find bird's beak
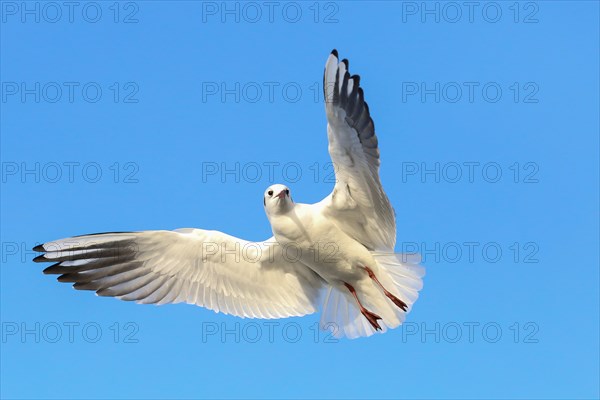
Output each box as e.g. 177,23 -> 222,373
276,190 -> 286,199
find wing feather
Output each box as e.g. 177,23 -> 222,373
321,50 -> 396,251
34,230 -> 323,319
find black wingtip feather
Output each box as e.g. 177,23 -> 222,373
43,263 -> 63,274
341,59 -> 349,68
33,244 -> 45,252
96,288 -> 114,297
57,274 -> 74,283
33,254 -> 48,263
331,49 -> 338,57
73,282 -> 97,291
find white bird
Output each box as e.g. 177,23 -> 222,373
34,50 -> 425,339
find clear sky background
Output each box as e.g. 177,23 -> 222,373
1,1 -> 598,399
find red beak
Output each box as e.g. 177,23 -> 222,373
276,190 -> 286,199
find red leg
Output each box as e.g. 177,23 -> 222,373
364,266 -> 408,312
343,282 -> 382,331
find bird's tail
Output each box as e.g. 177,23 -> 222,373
320,252 -> 425,339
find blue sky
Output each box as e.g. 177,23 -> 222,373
1,1 -> 598,399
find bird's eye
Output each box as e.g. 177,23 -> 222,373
285,189 -> 290,195
268,190 -> 273,196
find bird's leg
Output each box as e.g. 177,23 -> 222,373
364,266 -> 408,312
343,282 -> 382,331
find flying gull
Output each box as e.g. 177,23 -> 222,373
33,50 -> 425,339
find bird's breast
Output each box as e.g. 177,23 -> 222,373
270,210 -> 315,246
270,206 -> 357,269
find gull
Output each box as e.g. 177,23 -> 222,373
33,50 -> 425,339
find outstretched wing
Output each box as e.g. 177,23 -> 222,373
321,50 -> 396,251
34,230 -> 323,319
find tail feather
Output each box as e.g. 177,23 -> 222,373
373,252 -> 424,309
320,253 -> 425,339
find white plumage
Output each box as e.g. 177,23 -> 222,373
34,50 -> 424,339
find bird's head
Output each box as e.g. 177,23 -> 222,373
263,184 -> 293,215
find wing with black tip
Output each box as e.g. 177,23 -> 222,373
320,50 -> 396,251
34,230 -> 323,318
